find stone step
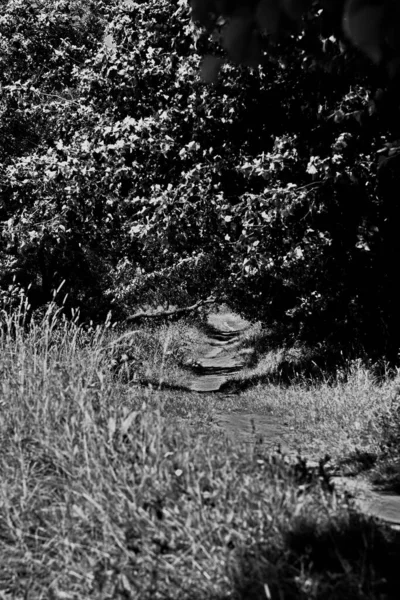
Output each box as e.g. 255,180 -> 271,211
208,331 -> 242,342
332,477 -> 400,528
208,312 -> 250,333
203,347 -> 224,359
188,375 -> 228,393
213,412 -> 291,451
209,339 -> 240,347
184,311 -> 250,392
196,356 -> 245,371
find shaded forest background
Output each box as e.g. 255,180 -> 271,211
1,0 -> 400,361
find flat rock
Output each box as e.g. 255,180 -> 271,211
188,375 -> 228,393
332,477 -> 400,526
206,331 -> 242,342
364,493 -> 400,525
203,347 -> 224,359
185,311 -> 251,391
196,356 -> 245,372
208,312 -> 249,333
209,339 -> 240,347
214,412 -> 290,451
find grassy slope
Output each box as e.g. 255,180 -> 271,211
1,302 -> 400,599
225,324 -> 400,473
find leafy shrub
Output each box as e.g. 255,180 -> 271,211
2,0 -> 400,362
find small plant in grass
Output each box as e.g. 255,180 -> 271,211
105,318 -> 208,389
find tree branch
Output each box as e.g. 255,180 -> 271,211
125,296 -> 217,324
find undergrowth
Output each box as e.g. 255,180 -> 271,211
226,325 -> 400,477
0,298 -> 400,598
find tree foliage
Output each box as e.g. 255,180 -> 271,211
0,0 -> 229,318
1,0 -> 400,360
187,0 -> 400,358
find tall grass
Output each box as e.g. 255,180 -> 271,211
225,326 -> 400,468
0,300 -> 399,598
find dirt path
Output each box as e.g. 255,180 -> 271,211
187,311 -> 248,393
187,310 -> 400,530
187,311 -> 304,454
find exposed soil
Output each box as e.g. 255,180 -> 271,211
187,311 -> 309,455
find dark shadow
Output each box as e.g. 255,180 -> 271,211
202,453 -> 400,599
218,351 -> 398,392
371,461 -> 400,494
228,494 -> 400,600
192,365 -> 242,376
111,370 -> 195,393
138,379 -> 196,393
218,368 -> 322,392
239,325 -> 400,386
329,449 -> 379,477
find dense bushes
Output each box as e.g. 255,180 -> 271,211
0,0 -> 231,318
1,0 -> 400,359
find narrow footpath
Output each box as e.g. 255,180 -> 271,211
186,310 -> 400,531
187,311 -> 248,393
